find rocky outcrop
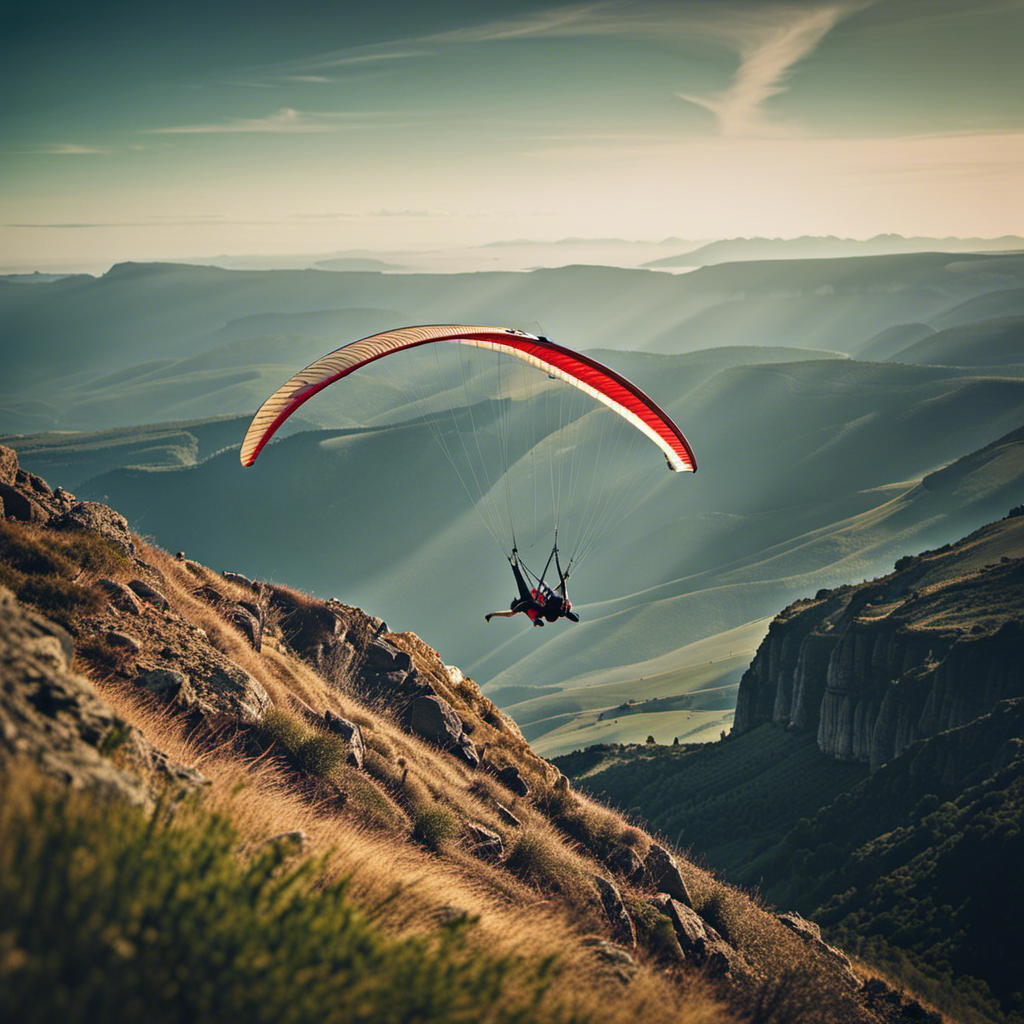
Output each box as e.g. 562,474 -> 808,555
266,587 -> 424,703
733,519 -> 1024,770
777,911 -> 857,986
0,585 -> 205,811
1,445 -> 134,558
52,501 -> 136,557
649,895 -> 737,977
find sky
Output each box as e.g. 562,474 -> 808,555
3,0 -> 1023,271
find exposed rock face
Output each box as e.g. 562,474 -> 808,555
734,520 -> 1024,770
0,585 -> 204,810
133,654 -> 271,726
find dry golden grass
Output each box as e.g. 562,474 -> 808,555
94,679 -> 730,1024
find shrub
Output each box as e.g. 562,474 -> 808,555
259,709 -> 309,756
0,773 -> 567,1024
412,805 -> 460,852
295,734 -> 347,778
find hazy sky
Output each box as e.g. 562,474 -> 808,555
3,0 -> 1023,269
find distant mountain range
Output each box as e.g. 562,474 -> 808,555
645,234 -> 1024,268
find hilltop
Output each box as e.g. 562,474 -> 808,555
0,444 -> 942,1024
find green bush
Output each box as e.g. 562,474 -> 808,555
258,709 -> 309,756
412,805 -> 460,852
0,776 -> 566,1024
295,733 -> 347,777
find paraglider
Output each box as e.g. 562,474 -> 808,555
240,324 -> 696,624
485,545 -> 578,627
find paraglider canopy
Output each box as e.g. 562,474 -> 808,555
239,324 -> 696,473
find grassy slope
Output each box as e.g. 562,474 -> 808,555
1,509 -> 918,1024
888,315 -> 1024,367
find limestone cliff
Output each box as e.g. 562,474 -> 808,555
733,514 -> 1024,770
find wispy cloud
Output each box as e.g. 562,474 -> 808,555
30,143 -> 109,155
676,4 -> 871,136
145,107 -> 403,134
272,2 -> 870,137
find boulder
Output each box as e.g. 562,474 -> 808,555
606,845 -> 644,883
323,709 -> 365,769
494,763 -> 529,797
644,842 -> 693,906
222,570 -> 257,591
229,603 -> 263,652
778,910 -> 822,943
496,802 -> 522,827
453,735 -> 480,767
651,895 -> 738,976
0,482 -> 48,523
127,579 -> 169,610
17,468 -> 52,497
651,895 -> 707,956
135,669 -> 200,709
97,578 -> 144,616
192,660 -> 272,726
263,830 -> 311,856
594,876 -> 637,948
50,501 -> 135,556
407,694 -> 464,749
778,910 -> 856,979
52,488 -> 77,515
364,637 -> 413,673
107,631 -> 143,655
0,445 -> 18,485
